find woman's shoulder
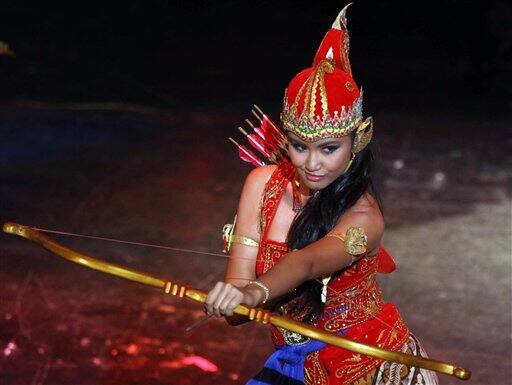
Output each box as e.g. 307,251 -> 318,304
236,165 -> 278,231
336,194 -> 384,255
240,165 -> 278,200
244,164 -> 277,188
351,193 -> 381,212
344,193 -> 384,230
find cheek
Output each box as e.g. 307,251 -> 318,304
324,149 -> 351,174
288,147 -> 306,167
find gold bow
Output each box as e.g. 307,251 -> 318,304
2,222 -> 470,381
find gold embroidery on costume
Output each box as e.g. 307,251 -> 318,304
390,329 -> 398,343
256,163 -> 295,275
344,353 -> 362,363
304,351 -> 328,385
323,272 -> 384,332
261,241 -> 288,274
260,173 -> 284,234
335,357 -> 374,381
376,329 -> 387,344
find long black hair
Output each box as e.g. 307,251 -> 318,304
283,141 -> 381,322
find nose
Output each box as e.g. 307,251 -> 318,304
305,151 -> 321,172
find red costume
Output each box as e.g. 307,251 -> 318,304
256,162 -> 411,384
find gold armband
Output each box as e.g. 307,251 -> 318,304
222,219 -> 259,254
325,227 -> 368,264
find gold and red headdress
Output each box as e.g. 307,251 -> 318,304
280,4 -> 373,153
230,4 -> 373,167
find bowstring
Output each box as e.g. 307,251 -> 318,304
31,226 -> 239,260
30,226 -> 394,330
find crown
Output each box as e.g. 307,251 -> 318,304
279,3 -> 372,152
281,90 -> 363,142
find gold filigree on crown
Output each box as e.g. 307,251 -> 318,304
280,92 -> 363,142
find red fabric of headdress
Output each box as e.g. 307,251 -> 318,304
281,3 -> 364,139
284,67 -> 360,119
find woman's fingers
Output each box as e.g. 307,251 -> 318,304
219,289 -> 243,316
205,281 -> 225,315
224,293 -> 244,316
213,283 -> 235,317
206,282 -> 244,317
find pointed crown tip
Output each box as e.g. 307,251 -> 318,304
332,2 -> 352,30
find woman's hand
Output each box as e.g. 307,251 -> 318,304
205,282 -> 264,317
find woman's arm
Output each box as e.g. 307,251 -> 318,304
216,166 -> 275,324
255,207 -> 384,300
205,202 -> 384,317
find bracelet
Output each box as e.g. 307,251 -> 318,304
247,280 -> 270,304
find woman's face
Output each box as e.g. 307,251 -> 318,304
287,132 -> 352,191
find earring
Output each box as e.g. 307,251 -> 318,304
292,172 -> 304,212
352,116 -> 373,153
343,152 -> 355,173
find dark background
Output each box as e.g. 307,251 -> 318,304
1,1 -> 510,113
0,2 -> 511,385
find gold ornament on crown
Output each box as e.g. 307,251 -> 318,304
280,60 -> 373,152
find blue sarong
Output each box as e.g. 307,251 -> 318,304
246,340 -> 325,385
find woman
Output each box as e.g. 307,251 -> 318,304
206,6 -> 439,385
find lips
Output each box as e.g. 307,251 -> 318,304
304,172 -> 325,182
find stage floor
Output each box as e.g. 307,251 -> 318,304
1,102 -> 510,384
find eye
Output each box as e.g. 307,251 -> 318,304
322,145 -> 339,154
290,142 -> 307,152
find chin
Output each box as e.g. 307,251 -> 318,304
303,179 -> 331,190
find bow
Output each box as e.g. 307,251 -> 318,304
2,222 -> 471,381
